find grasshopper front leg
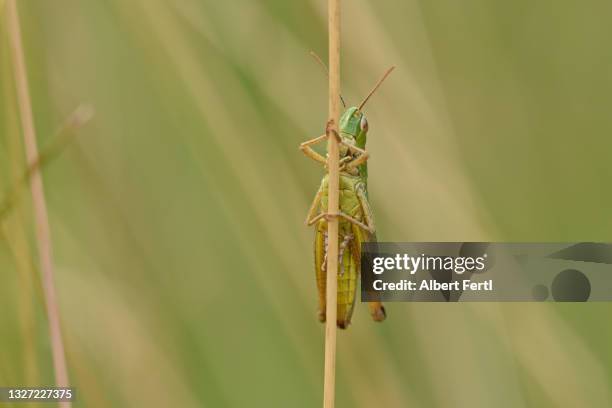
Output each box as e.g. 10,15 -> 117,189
299,134 -> 327,165
301,138 -> 354,170
299,119 -> 342,165
340,143 -> 370,172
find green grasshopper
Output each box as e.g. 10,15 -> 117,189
300,64 -> 394,329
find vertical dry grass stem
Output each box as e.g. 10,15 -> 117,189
323,0 -> 341,407
5,0 -> 71,405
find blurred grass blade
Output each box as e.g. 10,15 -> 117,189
0,105 -> 94,221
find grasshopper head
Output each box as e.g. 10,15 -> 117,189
339,107 -> 369,150
337,65 -> 395,151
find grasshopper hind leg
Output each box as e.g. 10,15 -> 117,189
315,223 -> 357,329
336,239 -> 357,329
368,302 -> 386,322
314,222 -> 327,323
351,222 -> 387,323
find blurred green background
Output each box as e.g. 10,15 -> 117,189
2,0 -> 612,407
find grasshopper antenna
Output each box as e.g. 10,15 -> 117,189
310,51 -> 347,108
357,66 -> 395,111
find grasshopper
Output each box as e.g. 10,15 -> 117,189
300,64 -> 394,329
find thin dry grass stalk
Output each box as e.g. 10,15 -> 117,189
5,0 -> 71,405
323,0 -> 341,407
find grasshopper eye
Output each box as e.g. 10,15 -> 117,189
360,116 -> 369,132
